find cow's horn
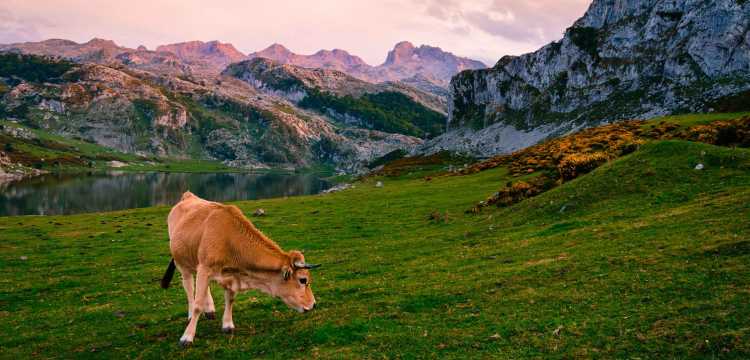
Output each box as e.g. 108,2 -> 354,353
294,261 -> 321,269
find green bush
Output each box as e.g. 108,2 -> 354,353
299,89 -> 445,138
0,53 -> 75,84
131,99 -> 159,132
568,26 -> 600,58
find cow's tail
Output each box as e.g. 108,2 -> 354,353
161,258 -> 176,289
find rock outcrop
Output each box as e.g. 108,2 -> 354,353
156,40 -> 248,73
429,0 -> 750,156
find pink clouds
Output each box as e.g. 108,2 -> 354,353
1,0 -> 592,66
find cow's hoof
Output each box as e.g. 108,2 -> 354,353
205,312 -> 216,320
222,326 -> 235,334
179,339 -> 192,348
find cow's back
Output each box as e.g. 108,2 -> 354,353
168,192 -> 221,271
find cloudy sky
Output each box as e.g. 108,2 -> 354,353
0,0 -> 591,66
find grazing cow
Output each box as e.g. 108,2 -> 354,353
161,191 -> 319,346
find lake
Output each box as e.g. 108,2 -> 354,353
0,171 -> 331,216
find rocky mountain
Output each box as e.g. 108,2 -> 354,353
0,37 -> 475,170
373,41 -> 487,85
0,53 -> 424,171
249,41 -> 486,88
223,58 -> 447,138
425,0 -> 750,156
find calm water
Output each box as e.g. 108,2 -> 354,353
0,171 -> 331,216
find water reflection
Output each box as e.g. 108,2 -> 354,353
0,172 -> 330,216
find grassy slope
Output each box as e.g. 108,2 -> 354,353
644,112 -> 750,129
1,139 -> 749,358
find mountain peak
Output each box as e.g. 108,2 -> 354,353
85,38 -> 118,48
385,41 -> 419,65
263,43 -> 292,54
394,41 -> 416,51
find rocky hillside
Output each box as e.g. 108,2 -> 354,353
0,53 -> 423,172
249,42 -> 486,88
427,0 -> 750,156
223,58 -> 447,137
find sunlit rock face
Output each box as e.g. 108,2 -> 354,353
434,0 -> 750,157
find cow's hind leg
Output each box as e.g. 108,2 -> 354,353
180,265 -> 210,346
222,289 -> 236,333
178,267 -> 194,320
204,287 -> 216,320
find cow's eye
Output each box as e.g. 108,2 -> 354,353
299,278 -> 308,285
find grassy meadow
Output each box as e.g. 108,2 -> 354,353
1,116 -> 750,358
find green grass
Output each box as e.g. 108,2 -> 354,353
1,139 -> 749,358
644,112 -> 750,129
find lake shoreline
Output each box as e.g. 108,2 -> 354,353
0,171 -> 332,217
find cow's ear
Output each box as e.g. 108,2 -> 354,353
289,250 -> 305,267
281,266 -> 292,280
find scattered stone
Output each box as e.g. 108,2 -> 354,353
108,160 -> 128,168
695,163 -> 704,170
322,183 -> 352,194
552,325 -> 563,336
375,181 -> 384,188
253,208 -> 266,217
489,333 -> 501,340
19,256 -> 28,261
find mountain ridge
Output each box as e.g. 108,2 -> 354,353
1,38 -> 485,88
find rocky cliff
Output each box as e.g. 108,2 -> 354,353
426,0 -> 750,156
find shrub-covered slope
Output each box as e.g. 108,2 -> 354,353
223,58 -> 447,138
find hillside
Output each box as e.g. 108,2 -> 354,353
223,58 -> 447,138
427,0 -> 750,156
0,53 -> 430,172
1,114 -> 749,358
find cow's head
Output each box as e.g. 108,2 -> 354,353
274,250 -> 319,313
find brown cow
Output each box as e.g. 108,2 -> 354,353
161,191 -> 319,346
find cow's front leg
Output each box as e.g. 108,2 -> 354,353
222,289 -> 236,333
180,266 -> 210,346
204,287 -> 216,320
